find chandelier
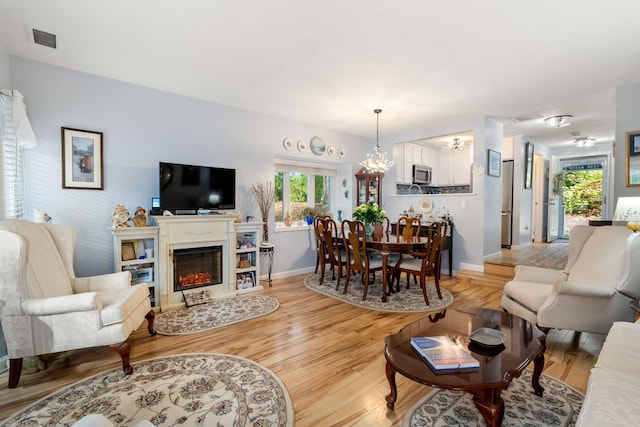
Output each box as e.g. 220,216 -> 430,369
360,109 -> 394,173
574,137 -> 595,147
444,138 -> 465,151
544,115 -> 573,128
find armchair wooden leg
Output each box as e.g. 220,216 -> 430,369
110,340 -> 133,375
146,309 -> 157,336
8,358 -> 23,388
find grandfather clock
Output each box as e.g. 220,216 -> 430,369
355,167 -> 383,205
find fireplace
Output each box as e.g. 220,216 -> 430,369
154,215 -> 237,310
173,246 -> 223,292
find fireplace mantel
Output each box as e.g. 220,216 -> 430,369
153,214 -> 236,310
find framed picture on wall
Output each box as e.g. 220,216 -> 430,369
626,130 -> 640,186
487,149 -> 501,177
524,142 -> 534,189
61,127 -> 104,190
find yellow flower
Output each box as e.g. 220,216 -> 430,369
353,203 -> 385,223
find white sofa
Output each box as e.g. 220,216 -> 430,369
576,319 -> 640,426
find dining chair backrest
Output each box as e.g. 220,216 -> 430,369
341,219 -> 368,274
383,216 -> 392,234
318,217 -> 341,265
422,222 -> 444,271
397,216 -> 421,242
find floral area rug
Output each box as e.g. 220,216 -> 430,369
154,295 -> 279,335
518,242 -> 569,270
404,369 -> 583,426
3,353 -> 294,427
304,273 -> 453,313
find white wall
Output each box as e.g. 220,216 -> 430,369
0,49 -> 9,87
11,56 -> 369,277
615,82 -> 640,203
377,117 -> 500,272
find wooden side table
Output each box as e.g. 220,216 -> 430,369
260,243 -> 275,287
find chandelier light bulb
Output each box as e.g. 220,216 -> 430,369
360,109 -> 394,173
444,138 -> 465,151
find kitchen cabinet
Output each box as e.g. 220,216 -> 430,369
394,143 -> 437,184
438,149 -> 471,185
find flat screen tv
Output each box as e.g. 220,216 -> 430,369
159,162 -> 235,213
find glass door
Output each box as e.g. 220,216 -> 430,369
557,155 -> 607,238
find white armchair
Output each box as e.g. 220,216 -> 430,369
501,225 -> 640,335
0,219 -> 156,388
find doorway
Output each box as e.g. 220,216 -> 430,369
553,156 -> 608,238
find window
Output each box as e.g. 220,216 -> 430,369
274,161 -> 336,226
0,90 -> 37,219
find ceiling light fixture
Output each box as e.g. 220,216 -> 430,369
544,115 -> 573,128
574,137 -> 595,147
360,109 -> 394,173
444,138 -> 465,151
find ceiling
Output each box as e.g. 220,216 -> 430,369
1,1 -> 639,149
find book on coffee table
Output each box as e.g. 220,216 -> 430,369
410,336 -> 479,371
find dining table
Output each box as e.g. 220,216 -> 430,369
364,234 -> 429,302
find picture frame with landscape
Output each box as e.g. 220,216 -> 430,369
61,127 -> 104,190
626,130 -> 640,187
487,149 -> 501,177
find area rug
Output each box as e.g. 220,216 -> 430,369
3,353 -> 294,427
518,242 -> 569,270
154,295 -> 279,335
304,273 -> 453,313
404,369 -> 583,426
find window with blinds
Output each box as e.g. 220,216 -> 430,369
1,91 -> 29,219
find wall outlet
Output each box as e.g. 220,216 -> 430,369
461,200 -> 467,208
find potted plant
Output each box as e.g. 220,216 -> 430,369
353,203 -> 385,235
301,207 -> 320,225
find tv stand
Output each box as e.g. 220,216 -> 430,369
174,209 -> 197,215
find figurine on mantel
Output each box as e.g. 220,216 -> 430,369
111,204 -> 132,228
132,206 -> 147,227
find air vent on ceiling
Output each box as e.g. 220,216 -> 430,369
32,29 -> 57,49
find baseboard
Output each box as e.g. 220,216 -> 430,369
459,262 -> 484,272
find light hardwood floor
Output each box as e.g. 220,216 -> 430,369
0,274 -> 604,425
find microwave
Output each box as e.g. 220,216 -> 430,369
412,164 -> 432,184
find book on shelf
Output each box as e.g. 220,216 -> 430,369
410,336 -> 479,371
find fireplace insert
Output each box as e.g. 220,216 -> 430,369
173,246 -> 223,292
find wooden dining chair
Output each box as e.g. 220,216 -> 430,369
395,216 -> 422,287
317,217 -> 345,289
395,222 -> 444,305
397,216 -> 421,242
313,215 -> 332,274
341,219 -> 385,301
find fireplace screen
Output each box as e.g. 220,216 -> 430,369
173,246 -> 223,291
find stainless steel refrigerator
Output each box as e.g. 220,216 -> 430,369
501,160 -> 514,248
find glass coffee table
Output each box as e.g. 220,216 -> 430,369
384,308 -> 546,427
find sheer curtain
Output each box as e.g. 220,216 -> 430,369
0,89 -> 37,219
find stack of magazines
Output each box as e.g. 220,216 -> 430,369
410,336 -> 479,372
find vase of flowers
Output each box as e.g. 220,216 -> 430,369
353,203 -> 385,236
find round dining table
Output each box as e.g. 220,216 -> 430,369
365,234 -> 428,302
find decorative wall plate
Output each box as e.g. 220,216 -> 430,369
310,136 -> 326,155
338,147 -> 346,158
282,138 -> 293,150
297,140 -> 307,151
420,197 -> 433,213
327,145 -> 336,156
